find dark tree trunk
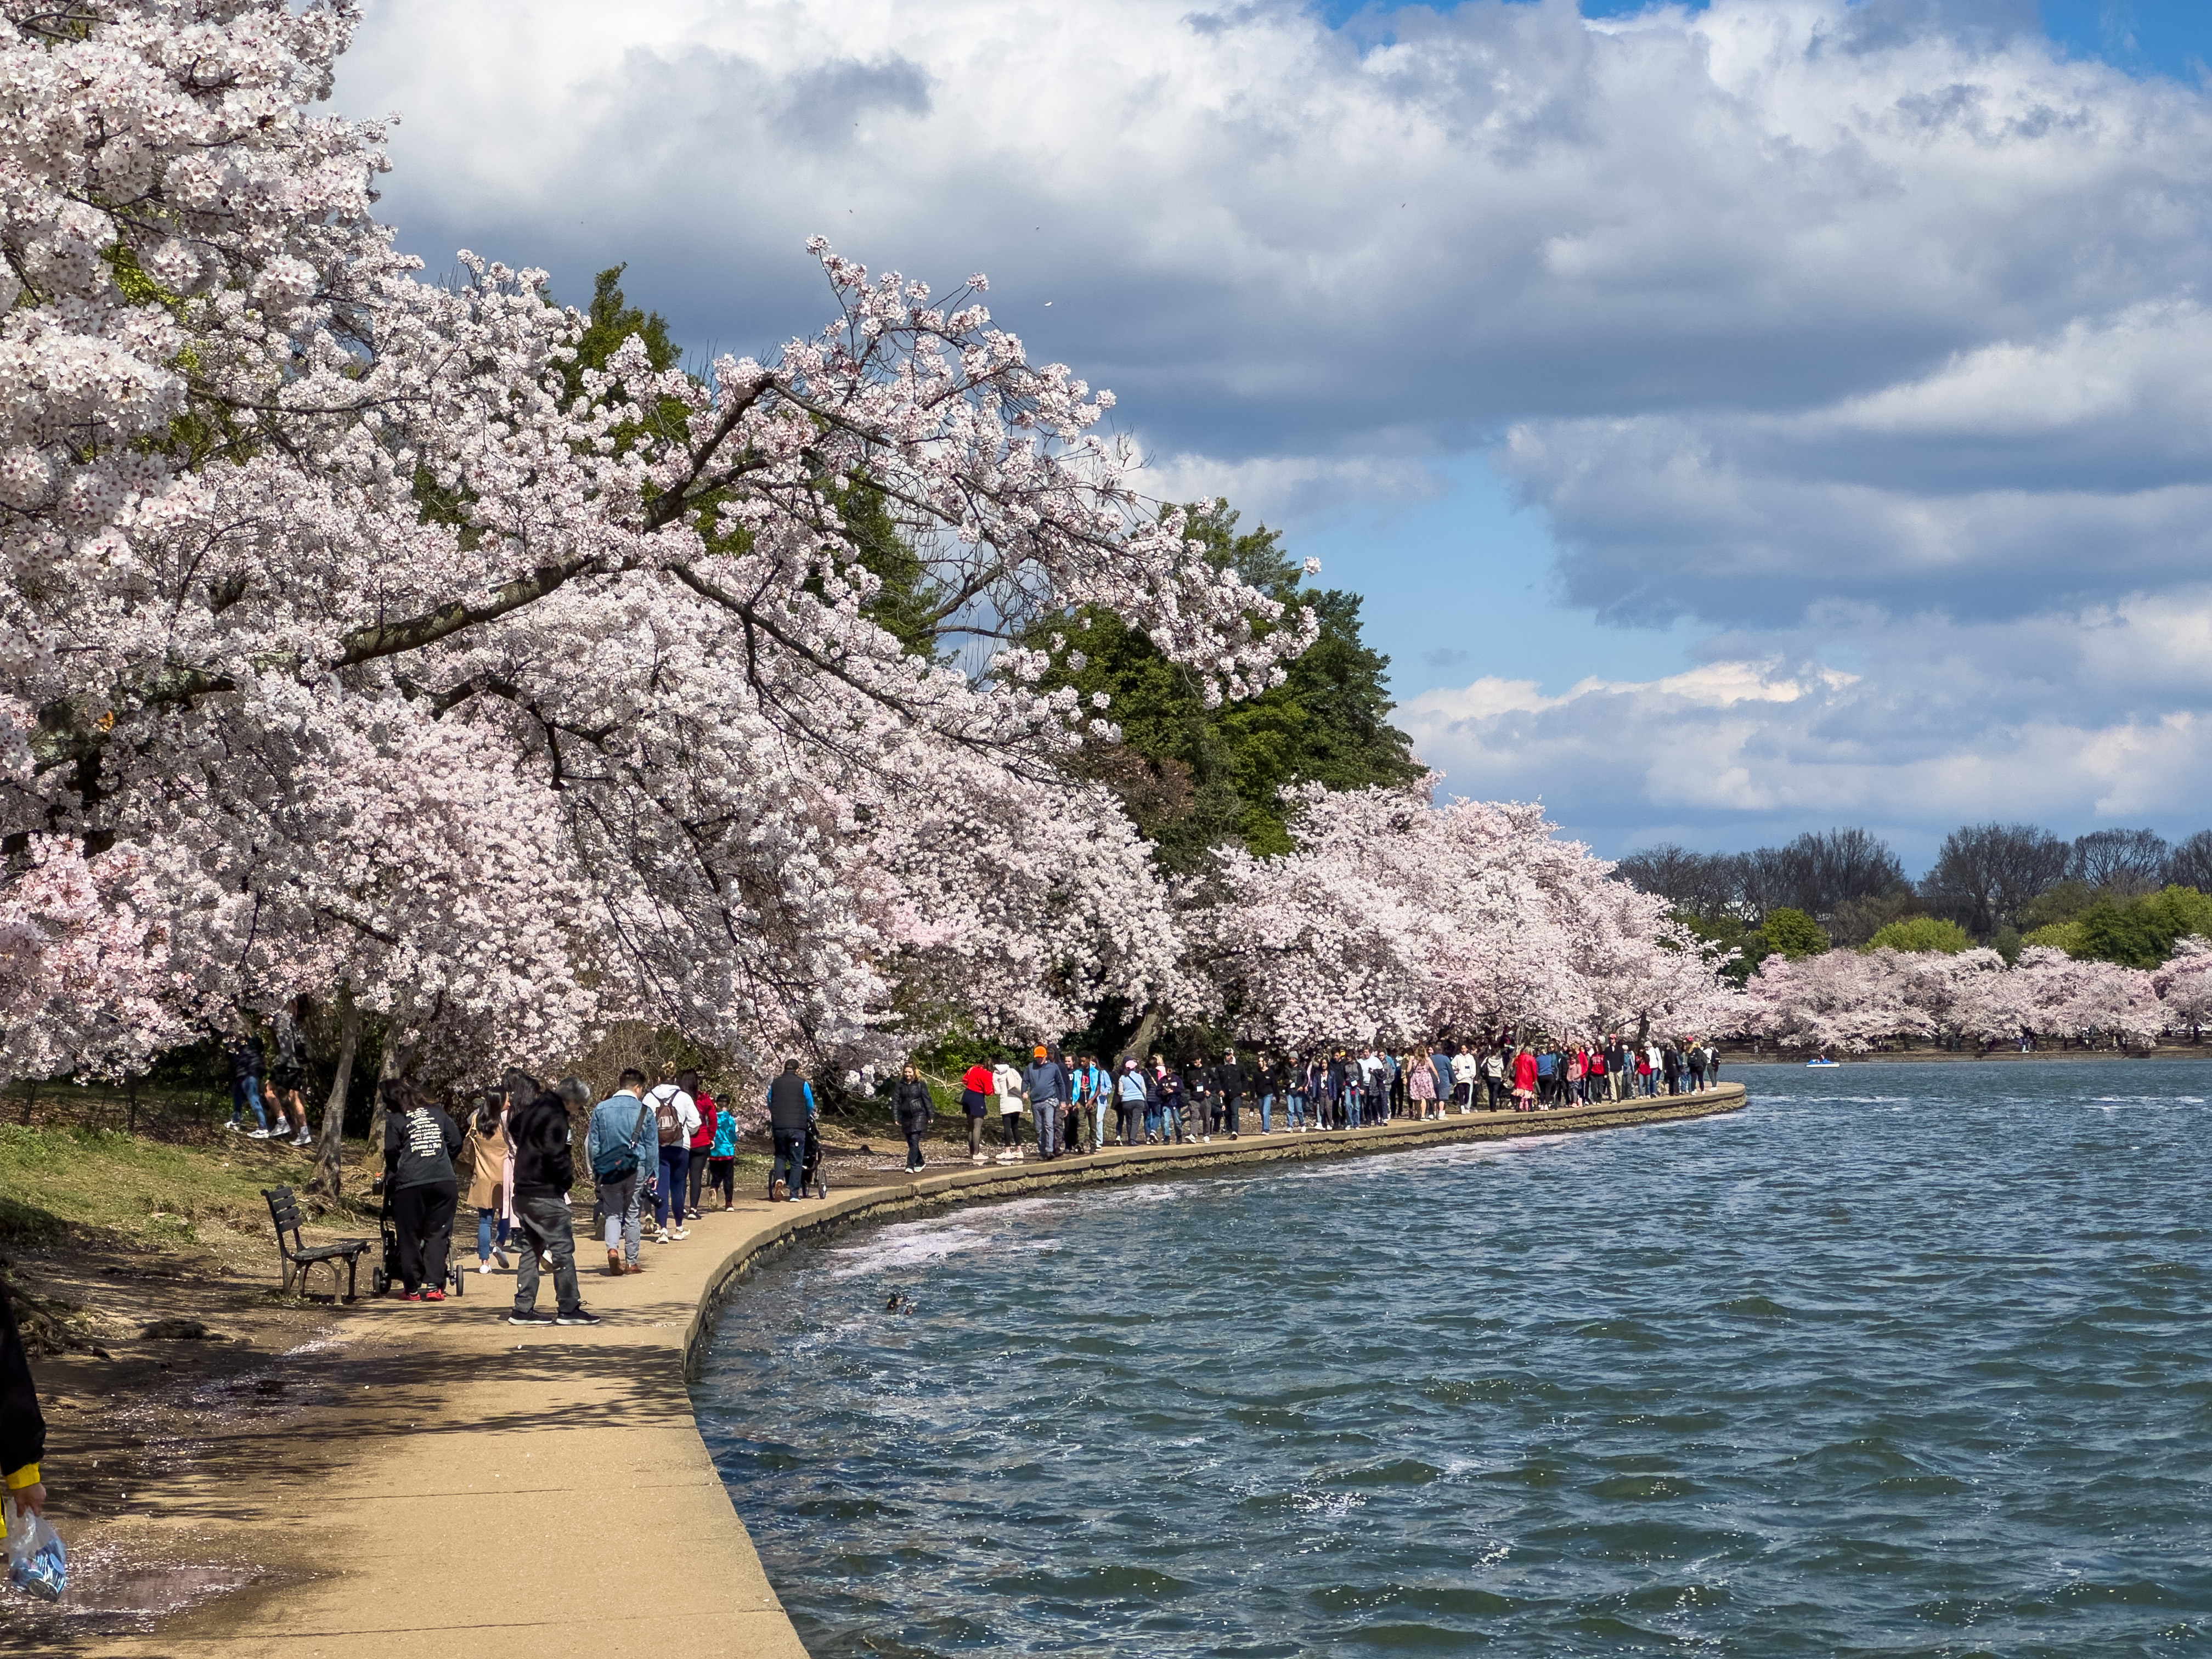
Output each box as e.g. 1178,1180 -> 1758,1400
307,990 -> 360,1198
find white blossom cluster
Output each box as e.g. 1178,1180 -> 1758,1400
0,2 -> 1305,1094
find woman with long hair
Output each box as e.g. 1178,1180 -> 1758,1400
462,1095 -> 512,1274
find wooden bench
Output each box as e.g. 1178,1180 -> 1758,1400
262,1184 -> 372,1302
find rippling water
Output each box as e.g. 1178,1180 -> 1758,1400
695,1063 -> 2212,1656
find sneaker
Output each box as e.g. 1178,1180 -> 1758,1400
225,1120 -> 242,1132
402,1290 -> 422,1301
555,1309 -> 603,1327
494,1249 -> 513,1270
1200,1135 -> 1211,1144
508,1309 -> 556,1326
672,1227 -> 689,1240
477,1261 -> 494,1275
423,1287 -> 445,1302
971,1154 -> 986,1165
653,1227 -> 670,1244
687,1207 -> 702,1220
292,1131 -> 313,1147
247,1127 -> 274,1139
539,1253 -> 551,1269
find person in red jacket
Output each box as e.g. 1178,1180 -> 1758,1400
685,1084 -> 718,1221
1511,1045 -> 1539,1111
960,1061 -> 995,1166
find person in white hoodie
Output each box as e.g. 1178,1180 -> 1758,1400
646,1068 -> 702,1243
992,1057 -> 1027,1163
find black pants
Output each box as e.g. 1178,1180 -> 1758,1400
686,1152 -> 708,1214
1116,1102 -> 1139,1144
511,1191 -> 581,1315
392,1180 -> 457,1293
1001,1112 -> 1024,1149
1220,1096 -> 1241,1136
708,1157 -> 734,1205
903,1127 -> 924,1169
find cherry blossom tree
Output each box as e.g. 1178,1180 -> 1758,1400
0,1 -> 1308,1095
1194,781 -> 1737,1046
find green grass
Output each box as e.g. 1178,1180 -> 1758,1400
0,1125 -> 372,1244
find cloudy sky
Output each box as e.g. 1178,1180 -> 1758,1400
336,0 -> 2212,870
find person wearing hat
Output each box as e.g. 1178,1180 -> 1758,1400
1115,1056 -> 1147,1147
1023,1044 -> 1069,1160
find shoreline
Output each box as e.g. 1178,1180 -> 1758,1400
91,1086 -> 1746,1659
1724,1048 -> 2210,1064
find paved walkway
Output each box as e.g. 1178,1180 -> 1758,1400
106,1085 -> 1747,1658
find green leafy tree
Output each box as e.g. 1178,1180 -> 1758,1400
1036,502 -> 1420,871
1865,916 -> 1974,954
1752,907 -> 1829,961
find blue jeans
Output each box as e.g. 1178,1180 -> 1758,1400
1260,1092 -> 1273,1132
230,1076 -> 267,1130
656,1144 -> 689,1227
1035,1101 -> 1061,1157
475,1208 -> 511,1261
1287,1091 -> 1306,1128
597,1171 -> 645,1263
1144,1102 -> 1161,1139
771,1127 -> 807,1194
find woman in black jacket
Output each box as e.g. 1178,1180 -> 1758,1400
893,1063 -> 933,1172
381,1080 -> 462,1301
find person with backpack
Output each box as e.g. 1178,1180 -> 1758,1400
506,1084 -> 597,1327
587,1070 -> 656,1273
381,1081 -> 462,1301
893,1062 -> 933,1172
462,1097 -> 512,1276
645,1068 -> 701,1244
766,1060 -> 816,1199
960,1060 -> 994,1165
686,1079 -> 719,1220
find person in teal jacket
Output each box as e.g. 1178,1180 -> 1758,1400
706,1099 -> 740,1210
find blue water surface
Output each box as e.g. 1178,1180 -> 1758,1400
694,1063 -> 2212,1655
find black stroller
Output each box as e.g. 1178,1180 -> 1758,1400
772,1124 -> 829,1201
368,1178 -> 465,1298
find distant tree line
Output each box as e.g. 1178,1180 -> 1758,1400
1617,824 -> 2212,978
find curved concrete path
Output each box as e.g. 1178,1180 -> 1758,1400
109,1084 -> 1747,1658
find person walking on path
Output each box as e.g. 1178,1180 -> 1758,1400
225,1027 -> 270,1137
960,1060 -> 994,1165
1214,1051 -> 1248,1140
893,1063 -> 933,1172
507,1085 -> 596,1326
462,1099 -> 513,1276
686,1081 -> 719,1219
992,1056 -> 1027,1163
1511,1045 -> 1539,1111
1158,1062 -> 1188,1144
646,1069 -> 700,1243
381,1081 -> 462,1300
1116,1058 -> 1147,1147
588,1071 -> 655,1272
1408,1046 -> 1438,1120
1024,1046 -> 1068,1160
706,1098 -> 739,1207
766,1061 -> 816,1199
269,1004 -> 312,1145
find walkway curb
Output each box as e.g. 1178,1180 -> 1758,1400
109,1085 -> 1746,1659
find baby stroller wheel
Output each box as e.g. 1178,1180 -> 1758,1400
449,1264 -> 465,1297
814,1173 -> 828,1200
371,1266 -> 390,1296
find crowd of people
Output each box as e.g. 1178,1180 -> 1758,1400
944,1036 -> 1724,1163
371,1062 -> 786,1327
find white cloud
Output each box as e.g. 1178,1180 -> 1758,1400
335,0 -> 2212,853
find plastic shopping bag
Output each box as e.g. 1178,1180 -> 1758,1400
3,1494 -> 65,1602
